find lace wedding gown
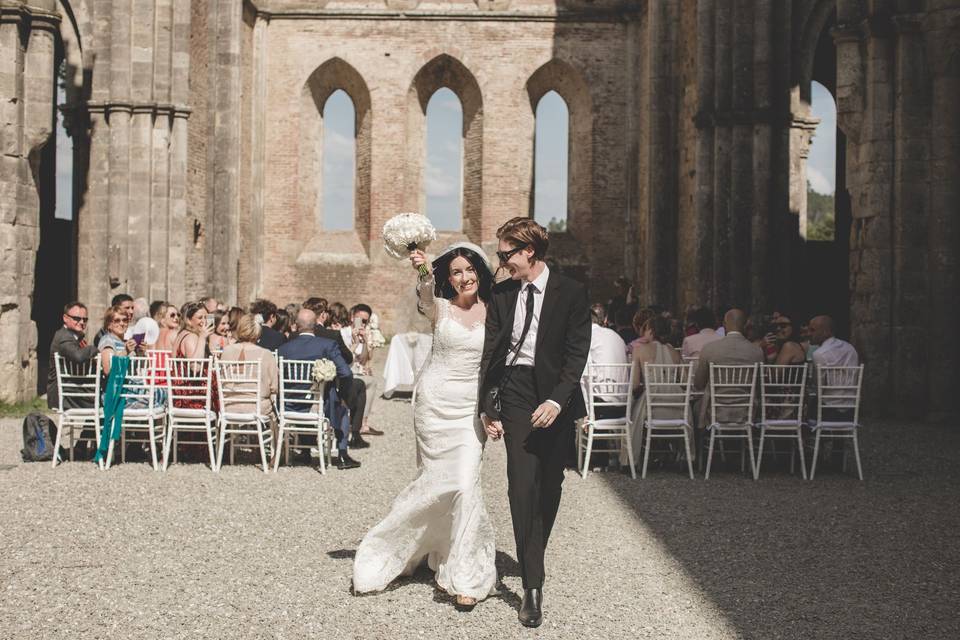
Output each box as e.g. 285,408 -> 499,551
352,286 -> 497,600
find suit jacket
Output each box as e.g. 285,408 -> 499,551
478,271 -> 591,421
47,327 -> 99,409
257,325 -> 286,351
314,326 -> 353,365
277,333 -> 353,410
693,332 -> 764,427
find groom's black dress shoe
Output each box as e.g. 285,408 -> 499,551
336,452 -> 361,470
518,588 -> 543,628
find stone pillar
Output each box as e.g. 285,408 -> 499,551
0,2 -> 60,402
693,0 -> 716,307
728,0 -> 754,307
206,0 -> 243,304
750,0 -> 772,313
925,4 -> 960,419
711,0 -> 732,307
644,0 -> 676,308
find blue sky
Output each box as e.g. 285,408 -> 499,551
533,90 -> 569,226
424,88 -> 463,231
807,81 -> 836,195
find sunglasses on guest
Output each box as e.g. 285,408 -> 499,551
496,243 -> 529,263
66,314 -> 88,324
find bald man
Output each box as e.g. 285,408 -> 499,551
693,308 -> 765,428
809,315 -> 859,368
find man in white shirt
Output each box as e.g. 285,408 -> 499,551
681,306 -> 721,359
583,304 -> 629,410
810,315 -> 859,367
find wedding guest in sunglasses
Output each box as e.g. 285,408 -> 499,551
47,301 -> 99,411
155,303 -> 181,353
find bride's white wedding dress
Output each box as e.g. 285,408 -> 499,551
352,284 -> 497,600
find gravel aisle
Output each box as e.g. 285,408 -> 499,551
1,394 -> 958,639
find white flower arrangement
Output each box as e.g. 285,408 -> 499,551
382,212 -> 436,277
312,358 -> 337,384
366,313 -> 386,349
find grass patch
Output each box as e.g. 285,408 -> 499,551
0,396 -> 47,419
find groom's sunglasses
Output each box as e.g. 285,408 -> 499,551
496,243 -> 528,263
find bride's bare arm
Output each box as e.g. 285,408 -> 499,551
411,250 -> 437,322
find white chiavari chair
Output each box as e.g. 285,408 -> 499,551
275,357 -> 332,473
756,364 -> 808,479
641,363 -> 695,479
809,365 -> 865,480
216,359 -> 273,472
163,357 -> 217,470
704,363 -> 759,480
578,363 -> 635,479
51,354 -> 103,468
104,355 -> 167,470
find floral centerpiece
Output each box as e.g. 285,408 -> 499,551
382,212 -> 436,277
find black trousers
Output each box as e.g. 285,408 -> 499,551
500,366 -> 571,589
341,377 -> 367,436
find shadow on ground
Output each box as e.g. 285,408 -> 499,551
599,420 -> 960,639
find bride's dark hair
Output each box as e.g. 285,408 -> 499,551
431,247 -> 493,303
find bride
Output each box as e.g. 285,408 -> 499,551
352,242 -> 498,610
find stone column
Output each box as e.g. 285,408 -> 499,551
728,0 -> 754,307
644,0 -> 676,309
693,0 -> 716,307
206,0 -> 243,303
750,0 -> 772,312
925,4 -> 960,419
711,0 -> 732,306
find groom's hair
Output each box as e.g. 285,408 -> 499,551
496,217 -> 549,261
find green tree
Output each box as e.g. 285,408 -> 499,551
546,217 -> 567,233
806,182 -> 835,241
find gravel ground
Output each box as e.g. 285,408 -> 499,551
1,391 -> 959,639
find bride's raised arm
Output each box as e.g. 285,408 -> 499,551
411,250 -> 437,323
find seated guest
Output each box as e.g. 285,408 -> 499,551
99,305 -> 139,376
155,304 -> 180,353
94,293 -> 134,347
614,306 -> 638,346
250,299 -> 285,350
274,308 -> 292,340
172,301 -> 212,359
303,296 -> 330,327
326,302 -> 350,330
626,307 -> 656,357
220,313 -> 278,426
149,300 -> 167,324
624,316 -> 682,466
277,309 -> 359,470
227,306 -> 244,338
582,302 -> 629,425
681,306 -> 721,359
693,308 -> 765,428
762,314 -> 806,365
47,301 -> 98,410
304,297 -> 369,447
208,310 -> 232,354
810,315 -> 859,367
348,303 -> 382,439
201,296 -> 219,314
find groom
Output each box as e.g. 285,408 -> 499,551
479,217 -> 591,628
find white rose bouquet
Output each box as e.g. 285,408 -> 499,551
312,359 -> 337,384
382,212 -> 436,277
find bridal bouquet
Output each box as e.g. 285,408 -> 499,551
312,359 -> 337,384
366,314 -> 386,349
382,212 -> 436,277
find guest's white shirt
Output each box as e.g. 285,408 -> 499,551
812,336 -> 859,368
510,263 -> 550,368
681,328 -> 721,359
587,324 -> 629,367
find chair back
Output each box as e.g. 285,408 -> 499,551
146,349 -> 169,386
166,357 -> 213,412
759,364 -> 807,424
644,363 -> 693,425
54,353 -> 102,413
583,363 -> 633,422
119,356 -> 162,410
216,359 -> 262,416
278,358 -> 324,416
708,363 -> 759,426
815,365 -> 864,424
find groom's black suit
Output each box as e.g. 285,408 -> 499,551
478,269 -> 590,589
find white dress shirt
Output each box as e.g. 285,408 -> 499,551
587,324 -> 629,368
510,263 -> 550,368
812,337 -> 859,368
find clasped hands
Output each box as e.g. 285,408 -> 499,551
482,401 -> 560,440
